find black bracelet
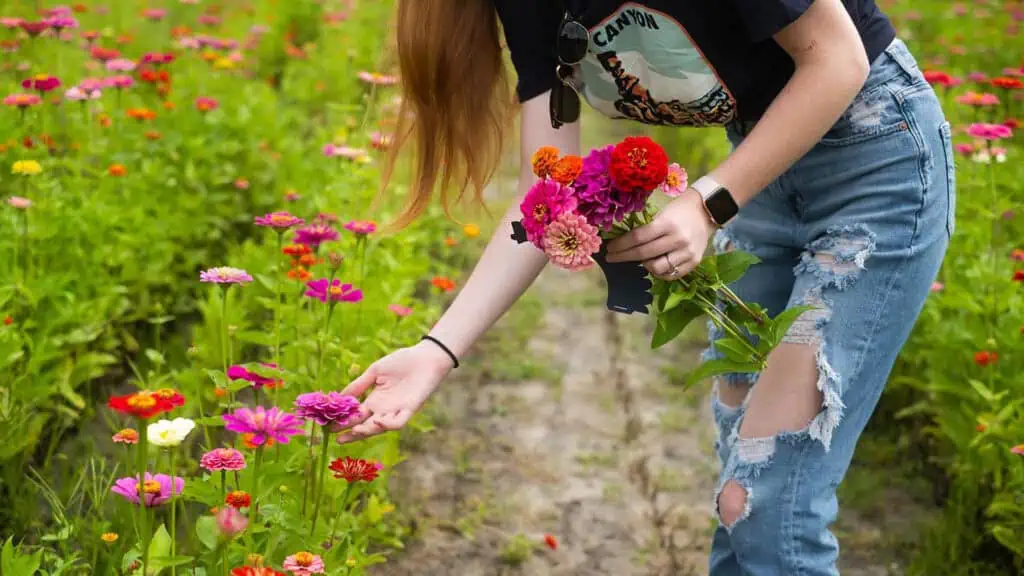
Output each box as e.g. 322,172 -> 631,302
421,335 -> 460,369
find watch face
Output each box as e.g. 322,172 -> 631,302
705,189 -> 739,224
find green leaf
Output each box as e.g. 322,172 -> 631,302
968,379 -> 995,403
768,305 -> 815,345
195,516 -> 219,551
686,358 -> 761,387
204,369 -> 228,389
144,349 -> 166,367
148,524 -> 172,564
714,251 -> 761,285
712,338 -> 755,364
651,302 -> 704,349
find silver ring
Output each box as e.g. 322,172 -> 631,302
664,254 -> 679,277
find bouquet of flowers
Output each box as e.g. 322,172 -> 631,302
510,137 -> 808,384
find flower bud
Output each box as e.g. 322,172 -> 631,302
279,484 -> 289,494
348,363 -> 361,377
328,252 -> 345,269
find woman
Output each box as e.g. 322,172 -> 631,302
342,0 -> 954,573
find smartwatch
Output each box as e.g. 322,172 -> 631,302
691,175 -> 739,227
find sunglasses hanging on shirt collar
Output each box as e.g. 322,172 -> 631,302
550,1 -> 591,129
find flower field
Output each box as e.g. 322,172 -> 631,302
1,0 -> 1023,575
0,0 -> 478,573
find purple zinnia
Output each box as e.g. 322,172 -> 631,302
111,473 -> 183,507
573,145 -> 645,229
519,179 -> 577,248
294,224 -> 339,248
200,266 -> 253,284
304,279 -> 363,303
255,211 -> 304,229
294,391 -> 361,427
343,220 -> 377,236
222,406 -> 304,446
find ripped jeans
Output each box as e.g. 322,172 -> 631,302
705,39 -> 953,575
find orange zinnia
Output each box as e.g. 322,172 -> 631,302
531,146 -> 560,178
550,155 -> 583,185
431,276 -> 456,293
108,164 -> 127,176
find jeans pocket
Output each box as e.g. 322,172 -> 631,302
819,84 -> 910,147
938,121 -> 956,237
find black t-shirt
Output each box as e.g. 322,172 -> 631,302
494,0 -> 895,126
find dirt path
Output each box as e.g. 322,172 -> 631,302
380,266 -> 718,576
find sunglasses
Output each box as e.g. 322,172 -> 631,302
549,10 -> 590,129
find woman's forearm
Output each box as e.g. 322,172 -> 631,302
709,0 -> 871,206
427,92 -> 581,360
427,196 -> 549,358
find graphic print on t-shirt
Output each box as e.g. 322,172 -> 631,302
579,4 -> 737,127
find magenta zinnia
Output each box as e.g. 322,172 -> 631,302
519,179 -> 578,248
967,123 -> 1013,140
111,473 -> 184,507
222,407 -> 304,446
304,279 -> 363,303
200,448 -> 247,471
294,392 -> 361,427
543,212 -> 601,271
255,211 -> 304,229
227,363 -> 281,388
200,267 -> 253,284
294,224 -> 339,248
573,144 -> 639,229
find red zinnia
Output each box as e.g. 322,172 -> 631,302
991,77 -> 1024,90
1013,270 -> 1024,282
19,21 -> 49,36
108,391 -> 177,419
3,316 -> 12,326
609,136 -> 669,194
328,457 -> 382,483
543,534 -> 558,550
225,490 -> 251,509
974,351 -> 998,367
231,568 -> 286,576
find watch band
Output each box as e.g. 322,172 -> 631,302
691,175 -> 725,227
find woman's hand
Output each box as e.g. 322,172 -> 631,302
604,190 -> 717,279
334,341 -> 455,444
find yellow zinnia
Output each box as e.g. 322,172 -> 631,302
101,532 -> 118,543
463,224 -> 481,238
11,160 -> 42,176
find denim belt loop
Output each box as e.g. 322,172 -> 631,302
884,38 -> 921,83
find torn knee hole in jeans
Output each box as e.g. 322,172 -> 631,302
781,224 -> 875,451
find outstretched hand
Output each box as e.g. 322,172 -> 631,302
335,342 -> 454,444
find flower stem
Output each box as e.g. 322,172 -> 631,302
310,428 -> 332,535
221,286 -> 234,410
274,232 -> 284,407
301,423 -> 315,516
220,470 -> 226,502
137,423 -> 150,575
169,449 -> 177,576
694,291 -> 764,365
328,482 -> 352,547
251,446 -> 264,516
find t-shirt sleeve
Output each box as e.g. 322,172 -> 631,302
728,0 -> 815,42
493,0 -> 561,102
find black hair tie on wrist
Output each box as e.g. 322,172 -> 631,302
421,335 -> 459,369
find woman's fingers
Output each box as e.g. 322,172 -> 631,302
605,234 -> 677,263
335,409 -> 412,444
644,248 -> 696,279
606,219 -> 667,255
340,363 -> 380,397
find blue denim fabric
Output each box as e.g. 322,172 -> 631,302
703,39 -> 953,575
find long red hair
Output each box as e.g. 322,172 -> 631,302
382,0 -> 515,228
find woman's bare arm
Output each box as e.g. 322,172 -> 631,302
424,93 -> 581,363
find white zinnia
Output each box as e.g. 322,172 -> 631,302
147,418 -> 196,447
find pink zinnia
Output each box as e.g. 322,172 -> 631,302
661,163 -> 688,198
282,552 -> 325,575
343,220 -> 376,236
44,16 -> 77,30
304,279 -> 363,304
255,211 -> 304,229
215,507 -> 248,538
519,179 -> 578,248
1011,444 -> 1024,456
967,71 -> 988,83
200,266 -> 253,284
294,391 -> 361,427
294,224 -> 339,248
65,86 -> 100,101
143,8 -> 167,21
542,212 -> 601,271
322,143 -> 368,160
957,91 -> 1000,106
79,78 -> 104,92
357,71 -> 398,86
103,75 -> 134,89
967,123 -> 1013,140
7,196 -> 31,209
370,131 -> 392,150
227,363 -> 280,388
930,281 -> 944,293
1,18 -> 24,29
111,473 -> 184,507
954,143 -> 974,156
3,93 -> 41,108
199,448 -> 246,471
195,96 -> 219,112
388,304 -> 413,317
222,407 -> 304,446
105,58 -> 136,72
